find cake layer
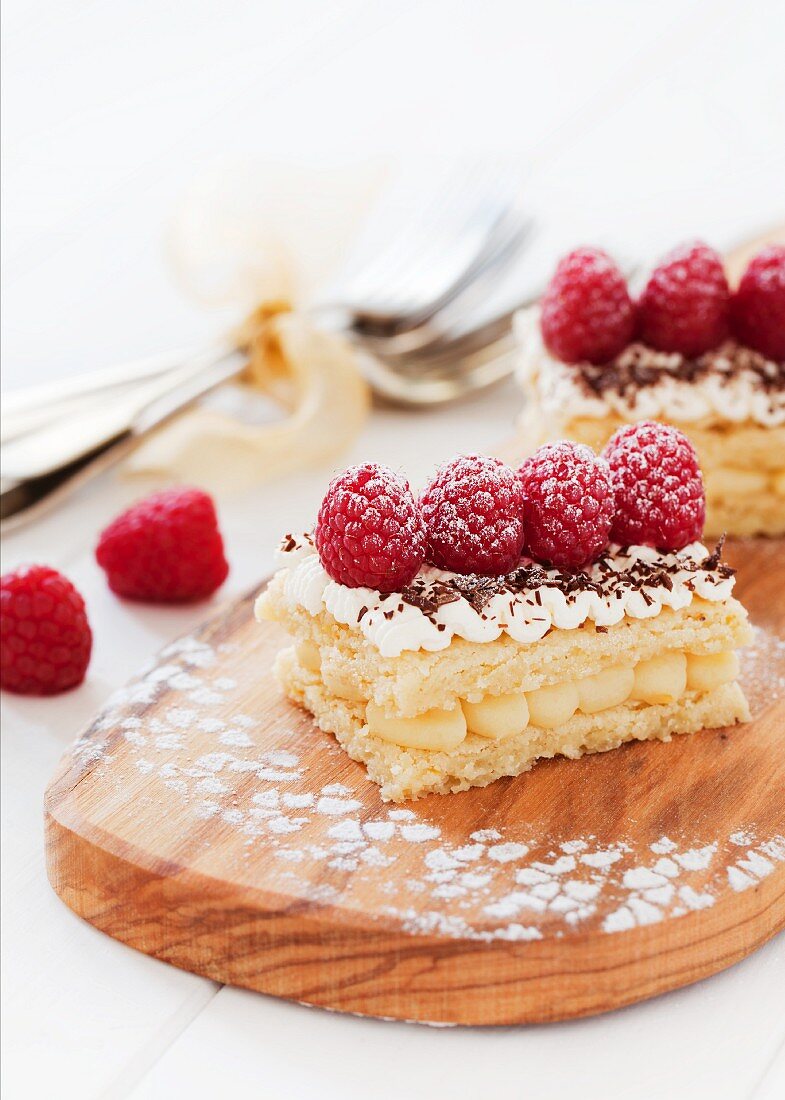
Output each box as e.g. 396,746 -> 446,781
277,647 -> 749,801
515,405 -> 785,537
704,495 -> 785,539
262,571 -> 751,718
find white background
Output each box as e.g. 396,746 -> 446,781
2,1 -> 785,1098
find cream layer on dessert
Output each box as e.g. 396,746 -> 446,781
263,534 -> 735,659
515,308 -> 785,429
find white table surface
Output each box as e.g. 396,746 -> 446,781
2,2 -> 784,1097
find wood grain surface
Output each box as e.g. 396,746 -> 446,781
45,539 -> 785,1026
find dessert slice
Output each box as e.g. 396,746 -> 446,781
257,440 -> 751,802
515,242 -> 785,537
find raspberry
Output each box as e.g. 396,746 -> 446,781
96,487 -> 229,602
540,247 -> 636,365
730,245 -> 785,360
1,565 -> 92,695
315,463 -> 426,590
517,443 -> 614,570
602,421 -> 705,550
638,240 -> 729,356
420,454 -> 525,575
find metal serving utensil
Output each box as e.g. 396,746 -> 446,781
3,165 -> 531,443
1,168 -> 536,528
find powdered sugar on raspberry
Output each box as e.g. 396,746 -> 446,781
420,454 -> 525,575
540,246 -> 636,365
604,420 -> 705,549
517,442 -> 615,569
315,463 -> 426,592
638,240 -> 730,356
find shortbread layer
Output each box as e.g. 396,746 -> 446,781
277,647 -> 749,801
515,405 -> 785,538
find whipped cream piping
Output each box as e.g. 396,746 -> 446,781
515,307 -> 785,428
269,533 -> 735,658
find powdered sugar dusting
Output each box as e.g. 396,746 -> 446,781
66,619 -> 785,944
740,626 -> 785,715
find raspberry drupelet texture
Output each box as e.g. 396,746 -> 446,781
638,240 -> 730,356
96,487 -> 229,602
420,454 -> 526,575
517,442 -> 615,570
316,463 -> 426,591
540,247 -> 637,365
1,565 -> 92,694
730,245 -> 785,361
603,421 -> 705,550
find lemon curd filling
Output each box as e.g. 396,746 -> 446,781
364,650 -> 739,750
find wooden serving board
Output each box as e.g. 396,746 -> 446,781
45,539 -> 785,1025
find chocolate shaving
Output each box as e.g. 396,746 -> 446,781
400,580 -> 460,616
285,530 -> 735,636
447,574 -> 506,613
279,530 -> 314,554
395,539 -> 734,617
572,340 -> 785,406
702,536 -> 735,579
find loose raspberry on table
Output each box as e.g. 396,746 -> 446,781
1,565 -> 92,695
540,247 -> 636,365
315,463 -> 426,591
420,454 -> 526,575
602,420 -> 705,550
96,487 -> 229,602
730,245 -> 785,360
638,240 -> 730,356
517,442 -> 615,570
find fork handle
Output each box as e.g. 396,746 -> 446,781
1,348 -> 247,531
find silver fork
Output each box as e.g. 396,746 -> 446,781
3,165 -> 530,448
1,168 -> 533,525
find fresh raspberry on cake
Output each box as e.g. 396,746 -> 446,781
603,420 -> 705,549
316,463 -> 426,591
517,442 -> 615,570
96,487 -> 229,602
539,247 -> 636,365
1,565 -> 92,695
730,245 -> 785,360
638,240 -> 730,356
420,454 -> 526,575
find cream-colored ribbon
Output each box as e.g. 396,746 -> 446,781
125,160 -> 385,488
125,303 -> 369,491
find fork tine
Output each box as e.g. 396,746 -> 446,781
389,212 -> 535,334
366,165 -> 518,310
349,212 -> 534,353
361,334 -> 517,406
326,162 -> 524,322
336,166 -> 484,302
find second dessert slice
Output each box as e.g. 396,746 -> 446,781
515,242 -> 785,537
